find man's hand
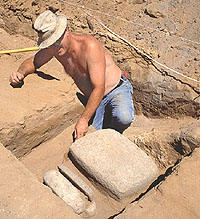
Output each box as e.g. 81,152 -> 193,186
9,72 -> 24,85
74,118 -> 89,140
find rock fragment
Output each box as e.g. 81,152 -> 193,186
128,0 -> 146,4
145,3 -> 168,18
136,34 -> 143,40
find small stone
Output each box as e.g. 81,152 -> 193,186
115,0 -> 123,3
107,33 -> 118,42
128,0 -> 146,4
136,34 -> 143,40
194,56 -> 200,61
145,3 -> 168,18
0,18 -> 5,28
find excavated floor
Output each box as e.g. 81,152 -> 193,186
20,116 -> 200,219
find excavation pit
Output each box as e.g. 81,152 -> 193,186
0,1 -> 200,216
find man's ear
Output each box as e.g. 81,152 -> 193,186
64,27 -> 69,36
65,27 -> 69,32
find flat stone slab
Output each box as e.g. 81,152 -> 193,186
70,129 -> 159,200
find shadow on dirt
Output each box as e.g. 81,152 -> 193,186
35,71 -> 60,81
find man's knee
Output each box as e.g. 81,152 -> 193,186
117,110 -> 134,126
110,111 -> 134,134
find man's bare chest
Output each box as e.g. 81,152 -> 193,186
57,55 -> 88,78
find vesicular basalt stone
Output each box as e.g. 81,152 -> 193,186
70,129 -> 159,200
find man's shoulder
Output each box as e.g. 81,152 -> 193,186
80,34 -> 101,50
77,34 -> 98,43
72,33 -> 103,54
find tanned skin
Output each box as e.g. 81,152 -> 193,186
10,28 -> 122,139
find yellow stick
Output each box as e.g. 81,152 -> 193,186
0,47 -> 39,54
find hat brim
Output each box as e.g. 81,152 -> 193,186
37,15 -> 67,49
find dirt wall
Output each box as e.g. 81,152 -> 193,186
0,0 -> 199,118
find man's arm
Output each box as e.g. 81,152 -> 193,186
9,48 -> 53,85
75,39 -> 106,139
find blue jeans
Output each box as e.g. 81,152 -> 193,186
92,75 -> 135,133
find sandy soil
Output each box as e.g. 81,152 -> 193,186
0,0 -> 200,218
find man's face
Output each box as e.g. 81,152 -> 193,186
52,34 -> 64,48
48,32 -> 67,56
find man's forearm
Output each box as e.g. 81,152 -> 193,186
17,56 -> 36,77
74,87 -> 104,139
80,87 -> 105,123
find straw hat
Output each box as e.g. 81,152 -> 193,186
33,10 -> 67,49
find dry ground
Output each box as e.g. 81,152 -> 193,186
0,0 -> 200,218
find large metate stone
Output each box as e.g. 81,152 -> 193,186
70,129 -> 159,201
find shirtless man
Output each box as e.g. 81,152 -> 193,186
10,10 -> 134,140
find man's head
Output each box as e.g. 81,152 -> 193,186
33,10 -> 67,49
